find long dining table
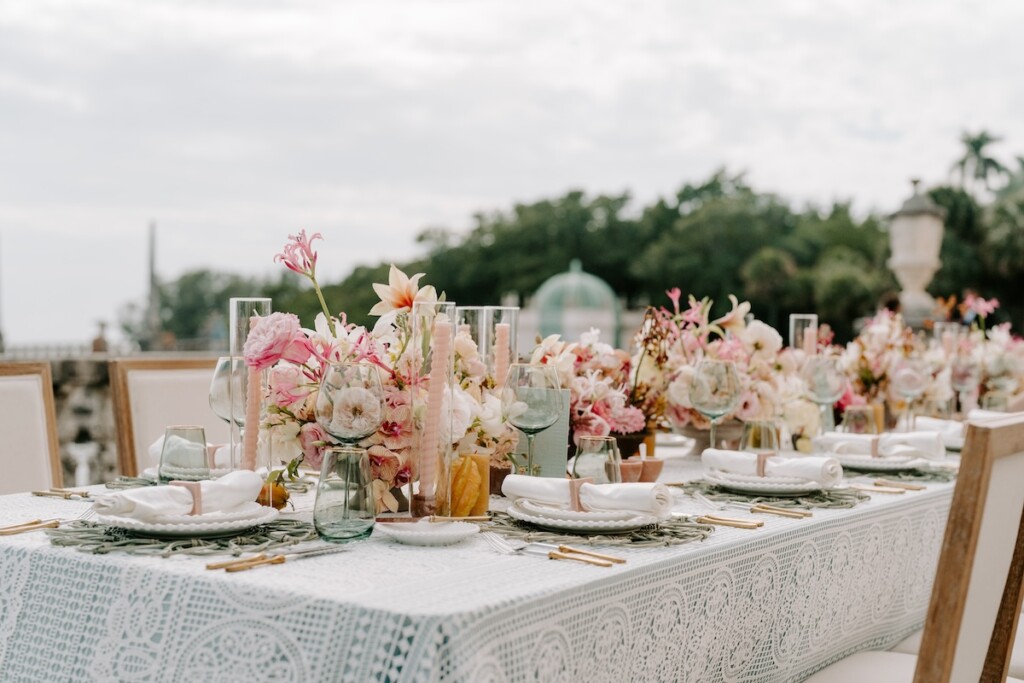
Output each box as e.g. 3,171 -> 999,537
0,447 -> 954,683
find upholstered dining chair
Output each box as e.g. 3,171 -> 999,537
804,413 -> 1024,683
109,357 -> 228,477
0,362 -> 62,494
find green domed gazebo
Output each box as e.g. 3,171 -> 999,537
532,260 -> 622,346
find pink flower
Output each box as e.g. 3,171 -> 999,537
964,293 -> 999,318
298,422 -> 327,471
243,312 -> 312,370
572,410 -> 611,443
274,230 -> 322,278
665,287 -> 682,314
713,295 -> 752,334
369,264 -> 437,316
682,297 -> 707,326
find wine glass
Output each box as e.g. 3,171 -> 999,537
314,362 -> 386,445
891,357 -> 930,431
950,353 -> 981,416
501,363 -> 562,476
209,356 -> 246,469
689,360 -> 741,451
801,357 -> 847,434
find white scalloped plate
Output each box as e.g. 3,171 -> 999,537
834,454 -> 929,472
374,521 -> 479,546
97,503 -> 279,538
507,500 -> 658,533
515,499 -> 639,522
141,467 -> 234,481
703,471 -> 823,496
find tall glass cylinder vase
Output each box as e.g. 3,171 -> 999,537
454,305 -> 519,388
789,314 -> 818,355
228,297 -> 271,473
411,300 -> 456,517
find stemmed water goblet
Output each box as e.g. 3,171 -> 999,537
689,360 -> 741,452
801,356 -> 847,434
891,357 -> 930,431
209,356 -> 246,470
950,353 -> 981,416
501,363 -> 563,476
312,362 -> 386,542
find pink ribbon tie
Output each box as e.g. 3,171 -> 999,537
169,480 -> 203,515
756,452 -> 777,478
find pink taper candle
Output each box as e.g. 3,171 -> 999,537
418,319 -> 452,495
241,365 -> 260,470
494,322 -> 511,388
802,325 -> 817,355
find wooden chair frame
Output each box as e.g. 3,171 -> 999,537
915,414 -> 1024,682
109,357 -> 218,477
0,362 -> 62,489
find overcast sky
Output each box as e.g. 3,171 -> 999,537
2,0 -> 1023,345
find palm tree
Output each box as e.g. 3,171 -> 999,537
950,130 -> 1009,193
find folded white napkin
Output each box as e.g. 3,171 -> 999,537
812,431 -> 945,461
967,408 -> 1021,422
701,449 -> 843,487
92,470 -> 264,521
913,417 -> 965,448
501,474 -> 672,518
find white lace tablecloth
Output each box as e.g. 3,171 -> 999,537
0,452 -> 952,683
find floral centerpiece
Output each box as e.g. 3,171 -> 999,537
839,309 -> 922,405
530,328 -> 647,451
243,231 -> 517,513
646,291 -> 789,431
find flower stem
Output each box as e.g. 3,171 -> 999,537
310,275 -> 336,337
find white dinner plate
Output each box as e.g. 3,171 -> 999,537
703,470 -> 823,496
514,499 -> 639,522
140,467 -> 234,481
506,499 -> 658,533
96,502 -> 279,538
834,454 -> 929,472
374,521 -> 479,546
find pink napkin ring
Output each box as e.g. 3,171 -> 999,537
756,452 -> 777,478
169,480 -> 203,515
568,477 -> 593,512
870,436 -> 881,458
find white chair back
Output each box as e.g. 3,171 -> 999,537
915,413 -> 1024,682
0,363 -> 61,494
110,358 -> 228,477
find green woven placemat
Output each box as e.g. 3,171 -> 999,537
484,511 -> 714,548
840,468 -> 956,482
673,480 -> 870,509
46,519 -> 318,558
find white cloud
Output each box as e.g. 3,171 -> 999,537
1,0 -> 1023,343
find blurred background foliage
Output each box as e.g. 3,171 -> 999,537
125,133 -> 1024,348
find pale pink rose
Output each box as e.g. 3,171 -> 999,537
298,422 -> 327,471
244,312 -> 312,370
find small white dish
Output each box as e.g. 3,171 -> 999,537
374,520 -> 479,546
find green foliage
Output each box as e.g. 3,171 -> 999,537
138,146 -> 1024,350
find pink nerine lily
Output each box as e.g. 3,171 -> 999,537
275,230 -> 322,277
369,265 -> 437,316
